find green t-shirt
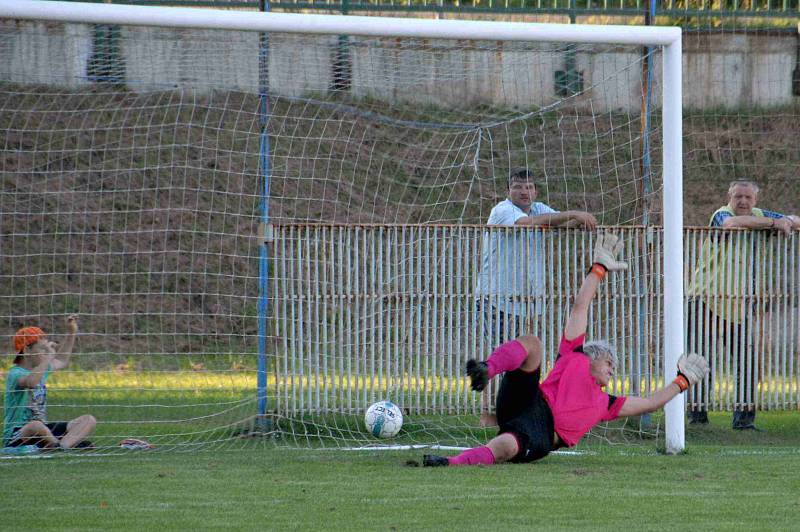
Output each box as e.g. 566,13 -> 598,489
687,206 -> 768,324
3,365 -> 49,446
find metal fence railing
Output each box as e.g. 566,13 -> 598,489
271,225 -> 799,415
52,0 -> 800,20
684,228 -> 799,413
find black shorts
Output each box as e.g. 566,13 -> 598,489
496,368 -> 555,463
7,421 -> 69,447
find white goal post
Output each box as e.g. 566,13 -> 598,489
0,1 -> 684,453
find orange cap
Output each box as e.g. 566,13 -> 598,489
13,326 -> 46,354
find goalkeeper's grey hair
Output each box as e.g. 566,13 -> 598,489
582,340 -> 617,367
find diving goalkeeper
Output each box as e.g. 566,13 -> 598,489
423,234 -> 708,466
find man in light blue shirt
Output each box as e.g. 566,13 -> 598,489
476,168 -> 598,344
474,168 -> 597,426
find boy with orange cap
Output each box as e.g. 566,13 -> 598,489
3,315 -> 96,450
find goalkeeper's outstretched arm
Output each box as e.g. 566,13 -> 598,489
563,233 -> 628,340
618,384 -> 682,417
618,353 -> 710,417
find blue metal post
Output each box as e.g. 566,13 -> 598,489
257,0 -> 271,423
636,0 -> 658,430
642,1 -> 656,217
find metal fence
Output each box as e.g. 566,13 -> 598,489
685,227 -> 800,412
56,0 -> 800,20
270,225 -> 799,416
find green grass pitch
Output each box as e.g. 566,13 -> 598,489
2,412 -> 799,530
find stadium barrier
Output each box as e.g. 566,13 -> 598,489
1,21 -> 796,110
272,225 -> 798,414
48,0 -> 800,21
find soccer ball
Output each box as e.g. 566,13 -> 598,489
364,400 -> 403,438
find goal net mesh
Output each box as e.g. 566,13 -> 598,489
0,17 -> 666,453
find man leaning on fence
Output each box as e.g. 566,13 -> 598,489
686,180 -> 800,430
475,167 -> 598,342
474,167 -> 597,425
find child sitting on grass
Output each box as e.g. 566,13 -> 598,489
4,315 -> 96,450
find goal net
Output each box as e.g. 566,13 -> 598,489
0,3 -> 684,454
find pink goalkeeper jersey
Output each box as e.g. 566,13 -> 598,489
539,334 -> 626,447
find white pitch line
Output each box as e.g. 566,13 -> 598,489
312,445 -> 590,455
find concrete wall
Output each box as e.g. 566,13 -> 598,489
0,20 -> 797,111
681,32 -> 797,108
0,21 -> 92,88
